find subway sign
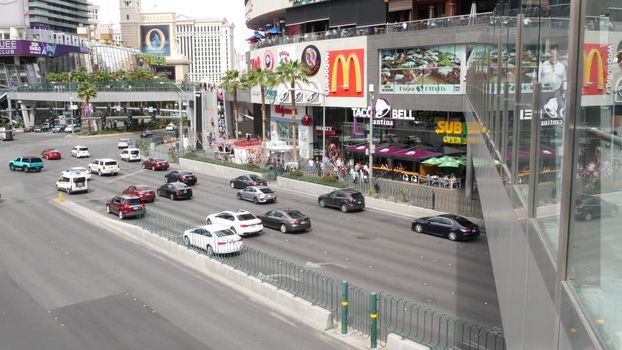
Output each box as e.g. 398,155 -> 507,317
327,49 -> 365,98
436,121 -> 468,145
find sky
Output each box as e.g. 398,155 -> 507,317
92,0 -> 253,54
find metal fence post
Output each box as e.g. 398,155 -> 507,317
370,292 -> 377,348
341,280 -> 349,335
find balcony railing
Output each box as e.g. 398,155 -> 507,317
251,12 -> 493,50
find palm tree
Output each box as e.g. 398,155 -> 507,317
276,60 -> 309,163
77,81 -> 97,133
47,72 -> 68,84
128,68 -> 153,81
247,68 -> 278,161
71,67 -> 90,83
220,69 -> 247,139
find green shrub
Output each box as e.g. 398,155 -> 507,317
288,170 -> 303,177
321,175 -> 339,184
281,172 -> 347,188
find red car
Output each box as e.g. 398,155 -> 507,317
122,185 -> 156,202
41,148 -> 62,160
142,158 -> 170,171
106,195 -> 145,219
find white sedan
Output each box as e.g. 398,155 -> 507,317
117,138 -> 132,149
165,123 -> 177,131
205,210 -> 263,236
182,224 -> 243,255
61,167 -> 91,180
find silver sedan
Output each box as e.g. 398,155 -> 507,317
237,186 -> 277,204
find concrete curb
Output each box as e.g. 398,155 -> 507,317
50,199 -> 333,334
385,334 -> 430,350
76,131 -> 137,138
179,157 -> 268,180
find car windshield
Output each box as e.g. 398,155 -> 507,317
453,216 -> 473,226
78,147 -> 88,151
119,139 -> 129,142
237,214 -> 256,221
250,175 -> 262,181
260,188 -> 273,194
350,193 -> 364,200
126,198 -> 142,205
104,161 -> 117,166
130,150 -> 139,155
180,172 -> 194,176
74,177 -> 86,183
214,229 -> 235,237
285,210 -> 305,219
49,149 -> 59,152
135,185 -> 150,191
153,158 -> 164,162
172,183 -> 188,189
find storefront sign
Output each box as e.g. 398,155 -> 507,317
351,98 -> 418,127
0,39 -> 87,56
520,109 -> 564,126
277,46 -> 296,65
264,50 -> 275,70
288,0 -> 329,7
582,43 -> 613,95
140,25 -> 171,56
327,49 -> 365,97
274,105 -> 298,115
301,45 -> 321,76
436,121 -> 468,144
380,45 -> 465,95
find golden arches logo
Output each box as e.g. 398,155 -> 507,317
583,47 -> 605,91
331,53 -> 362,94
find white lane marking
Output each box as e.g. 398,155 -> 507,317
304,261 -> 348,269
102,169 -> 145,183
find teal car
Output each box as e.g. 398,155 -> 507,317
9,156 -> 44,172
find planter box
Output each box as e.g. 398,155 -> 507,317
179,158 -> 267,180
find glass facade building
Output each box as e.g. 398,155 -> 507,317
466,0 -> 621,348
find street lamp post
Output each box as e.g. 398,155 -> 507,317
368,84 -> 374,187
68,72 -> 74,137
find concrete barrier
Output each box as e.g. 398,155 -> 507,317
51,199 -> 333,333
385,334 -> 430,350
276,176 -> 338,197
179,157 -> 267,181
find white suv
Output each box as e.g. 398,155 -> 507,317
205,210 -> 263,236
120,148 -> 141,162
71,145 -> 90,158
89,158 -> 119,176
117,138 -> 132,149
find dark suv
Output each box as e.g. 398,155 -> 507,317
105,195 -> 146,219
318,189 -> 365,213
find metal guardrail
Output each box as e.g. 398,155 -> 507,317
132,208 -> 504,349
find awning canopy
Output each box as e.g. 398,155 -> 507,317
392,148 -> 443,161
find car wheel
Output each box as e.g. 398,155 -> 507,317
253,197 -> 258,204
36,168 -> 41,172
448,232 -> 457,241
230,182 -> 235,188
206,245 -> 214,256
583,211 -> 593,221
25,166 -> 31,173
280,224 -> 288,233
230,227 -> 237,234
152,166 -> 156,171
9,164 -> 15,171
118,211 -> 124,220
98,170 -> 102,176
414,224 -> 423,233
183,236 -> 190,246
341,204 -> 348,213
170,193 -> 175,200
319,199 -> 326,208
106,205 -> 111,214
237,193 -> 242,200
206,218 -> 212,224
142,163 -> 145,169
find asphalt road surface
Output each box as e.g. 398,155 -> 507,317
0,132 -> 352,350
0,132 -> 502,328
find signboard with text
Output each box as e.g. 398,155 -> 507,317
327,49 -> 365,98
0,40 -> 87,57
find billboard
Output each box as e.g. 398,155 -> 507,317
327,49 -> 365,98
0,0 -> 28,28
140,25 -> 170,56
582,44 -> 610,96
0,40 -> 87,57
380,45 -> 465,94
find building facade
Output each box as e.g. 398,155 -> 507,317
175,16 -> 235,84
244,0 -> 620,349
28,0 -> 91,34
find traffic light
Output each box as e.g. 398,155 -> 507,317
106,105 -> 111,115
156,106 -> 160,115
64,105 -> 69,112
49,107 -> 53,115
123,106 -> 128,114
127,113 -> 133,125
101,115 -> 107,128
76,116 -> 82,127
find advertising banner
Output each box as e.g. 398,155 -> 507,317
581,31 -> 622,106
140,25 -> 171,56
327,49 -> 365,98
0,0 -> 28,28
0,40 -> 87,57
380,45 -> 465,94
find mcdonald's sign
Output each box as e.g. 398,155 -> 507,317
582,44 -> 609,95
327,49 -> 365,97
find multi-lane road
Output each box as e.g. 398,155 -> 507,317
0,132 -> 502,331
0,133 -> 353,350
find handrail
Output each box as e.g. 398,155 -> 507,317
251,12 -> 493,50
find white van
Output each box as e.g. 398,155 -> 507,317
120,148 -> 141,162
56,174 -> 88,194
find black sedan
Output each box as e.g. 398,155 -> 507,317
157,182 -> 193,200
575,195 -> 618,221
411,214 -> 480,241
165,170 -> 197,185
257,209 -> 311,233
230,174 -> 267,189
